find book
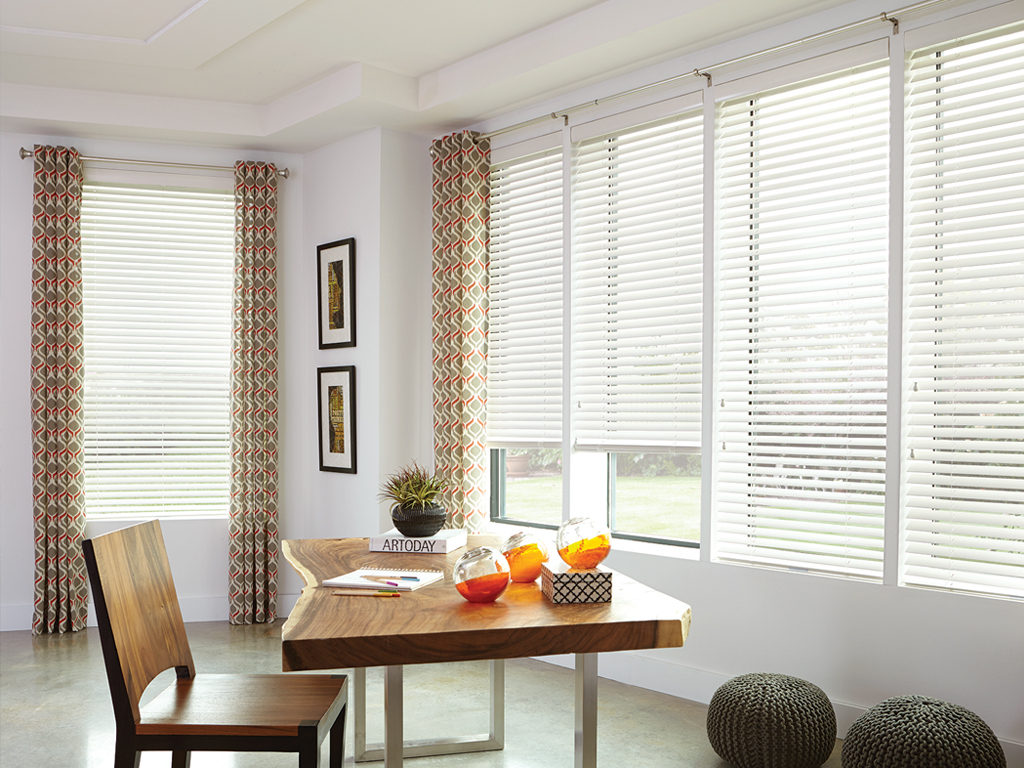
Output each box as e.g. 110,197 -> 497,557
321,567 -> 444,591
368,527 -> 468,554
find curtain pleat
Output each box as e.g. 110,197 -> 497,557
228,161 -> 279,624
431,131 -> 491,530
31,144 -> 88,635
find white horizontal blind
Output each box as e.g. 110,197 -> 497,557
572,110 -> 703,450
903,22 -> 1024,598
487,148 -> 564,445
80,183 -> 234,517
716,60 -> 890,577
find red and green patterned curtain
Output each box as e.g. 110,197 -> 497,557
31,145 -> 88,634
228,161 -> 279,624
431,131 -> 490,530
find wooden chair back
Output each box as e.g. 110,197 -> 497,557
83,520 -> 195,724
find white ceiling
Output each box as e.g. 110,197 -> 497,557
0,0 -> 855,151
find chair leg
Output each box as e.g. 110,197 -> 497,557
171,750 -> 191,768
329,704 -> 346,768
112,735 -> 140,768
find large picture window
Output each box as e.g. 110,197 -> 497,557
81,182 -> 235,518
485,16 -> 1024,598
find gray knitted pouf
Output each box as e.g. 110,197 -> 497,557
841,695 -> 1005,768
707,672 -> 837,768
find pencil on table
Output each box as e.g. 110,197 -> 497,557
366,576 -> 401,587
332,590 -> 400,597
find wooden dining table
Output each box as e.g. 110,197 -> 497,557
281,536 -> 692,768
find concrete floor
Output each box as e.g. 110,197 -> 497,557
0,620 -> 843,767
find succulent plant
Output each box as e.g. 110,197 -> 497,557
379,462 -> 446,514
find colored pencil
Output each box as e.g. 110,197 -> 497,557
331,590 -> 400,598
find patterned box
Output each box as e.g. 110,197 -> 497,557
540,561 -> 612,604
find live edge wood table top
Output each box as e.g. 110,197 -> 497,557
281,536 -> 692,672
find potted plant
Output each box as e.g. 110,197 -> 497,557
379,462 -> 448,537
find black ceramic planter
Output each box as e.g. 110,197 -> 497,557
391,503 -> 446,537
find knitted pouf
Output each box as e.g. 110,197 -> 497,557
841,696 -> 1005,768
707,672 -> 837,768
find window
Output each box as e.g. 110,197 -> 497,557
715,60 -> 890,577
484,14 -> 1023,598
488,105 -> 704,543
488,147 -> 564,527
573,107 -> 703,543
902,22 -> 1024,597
80,183 -> 235,518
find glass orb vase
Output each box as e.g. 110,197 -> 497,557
556,517 -> 611,569
453,546 -> 511,603
500,531 -> 549,583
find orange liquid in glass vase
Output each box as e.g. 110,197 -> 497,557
455,572 -> 510,603
503,543 -> 547,583
557,534 -> 611,569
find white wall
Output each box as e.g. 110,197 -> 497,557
378,129 -> 434,479
294,127 -> 432,558
597,545 -> 1024,756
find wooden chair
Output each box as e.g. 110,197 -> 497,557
83,520 -> 347,768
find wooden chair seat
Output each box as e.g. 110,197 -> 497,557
137,673 -> 346,737
83,520 -> 347,768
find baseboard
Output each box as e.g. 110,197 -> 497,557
532,651 -> 1023,762
1,592 -> 301,632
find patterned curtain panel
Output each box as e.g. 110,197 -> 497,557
31,145 -> 88,635
228,162 -> 280,624
431,131 -> 491,531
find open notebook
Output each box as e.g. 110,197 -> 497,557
322,567 -> 443,591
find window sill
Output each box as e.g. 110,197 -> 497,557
485,519 -> 700,562
609,536 -> 700,562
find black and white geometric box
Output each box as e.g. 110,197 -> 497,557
540,561 -> 612,604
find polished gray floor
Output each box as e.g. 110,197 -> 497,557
0,620 -> 842,766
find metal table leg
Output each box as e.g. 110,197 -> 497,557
575,652 -> 598,768
384,665 -> 403,768
354,660 -> 506,763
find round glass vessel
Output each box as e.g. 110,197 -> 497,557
556,517 -> 611,569
453,546 -> 511,603
500,531 -> 549,583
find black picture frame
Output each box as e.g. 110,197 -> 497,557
317,238 -> 356,349
317,365 -> 357,474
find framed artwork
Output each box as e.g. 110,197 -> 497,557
317,237 -> 356,348
318,365 -> 357,473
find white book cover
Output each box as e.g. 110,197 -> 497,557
321,567 -> 443,591
368,527 -> 468,554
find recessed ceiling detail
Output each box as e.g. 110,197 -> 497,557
0,0 -> 860,151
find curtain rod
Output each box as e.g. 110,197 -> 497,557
479,0 -> 949,141
17,147 -> 290,179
